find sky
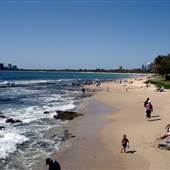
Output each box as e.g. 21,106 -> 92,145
0,0 -> 170,69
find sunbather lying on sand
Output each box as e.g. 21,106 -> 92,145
159,127 -> 170,139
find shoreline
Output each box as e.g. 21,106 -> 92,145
0,69 -> 150,73
34,95 -> 121,170
1,74 -> 135,169
39,74 -> 170,170
51,97 -> 124,170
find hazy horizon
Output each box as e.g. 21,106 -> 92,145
0,1 -> 170,69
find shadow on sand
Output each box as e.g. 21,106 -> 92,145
148,118 -> 161,122
126,150 -> 136,154
151,115 -> 160,118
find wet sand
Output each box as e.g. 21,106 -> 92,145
52,98 -> 123,170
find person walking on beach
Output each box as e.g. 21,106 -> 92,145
106,86 -> 110,92
144,98 -> 149,108
145,101 -> 153,119
144,98 -> 149,117
46,158 -> 61,170
120,134 -> 129,153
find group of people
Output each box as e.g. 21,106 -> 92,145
46,98 -> 154,160
120,97 -> 154,153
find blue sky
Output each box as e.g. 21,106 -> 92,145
0,0 -> 170,69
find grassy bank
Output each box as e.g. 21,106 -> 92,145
147,76 -> 170,89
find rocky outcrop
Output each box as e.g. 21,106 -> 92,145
0,115 -> 8,119
54,110 -> 83,121
0,126 -> 5,130
6,118 -> 22,124
44,111 -> 50,114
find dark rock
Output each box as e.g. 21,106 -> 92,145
0,115 -> 8,119
6,118 -> 15,123
54,110 -> 83,121
6,118 -> 22,124
15,119 -> 22,123
72,82 -> 80,86
0,126 -> 5,130
80,93 -> 93,98
71,135 -> 76,138
0,112 -> 9,119
44,111 -> 50,114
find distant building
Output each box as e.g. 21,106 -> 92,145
0,63 -> 4,69
8,64 -> 12,69
141,64 -> 146,71
0,63 -> 18,70
12,65 -> 17,70
148,63 -> 155,72
119,66 -> 123,70
141,63 -> 154,72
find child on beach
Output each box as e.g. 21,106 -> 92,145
106,86 -> 110,92
120,134 -> 129,153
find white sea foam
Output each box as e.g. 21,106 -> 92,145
0,78 -> 79,168
57,103 -> 76,111
40,94 -> 64,103
13,80 -> 50,85
3,98 -> 76,123
0,81 -> 10,85
0,80 -> 58,88
0,81 -> 14,88
9,79 -> 65,86
0,131 -> 28,159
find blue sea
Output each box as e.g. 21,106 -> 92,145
0,71 -> 132,170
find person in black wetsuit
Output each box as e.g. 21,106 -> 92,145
46,158 -> 61,170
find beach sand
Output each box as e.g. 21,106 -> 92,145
43,75 -> 170,170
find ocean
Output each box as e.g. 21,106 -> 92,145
0,71 -> 132,170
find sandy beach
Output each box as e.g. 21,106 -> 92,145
43,75 -> 170,170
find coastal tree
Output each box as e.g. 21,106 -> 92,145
154,54 -> 170,80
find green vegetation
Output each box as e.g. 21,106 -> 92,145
147,76 -> 170,89
154,54 -> 170,80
